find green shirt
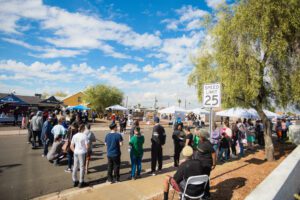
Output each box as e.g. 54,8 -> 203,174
193,135 -> 200,149
129,134 -> 145,157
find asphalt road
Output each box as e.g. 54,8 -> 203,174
0,125 -> 176,200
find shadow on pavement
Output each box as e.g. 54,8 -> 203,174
0,163 -> 22,173
211,177 -> 247,200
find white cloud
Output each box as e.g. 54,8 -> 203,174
122,63 -> 141,73
162,5 -> 208,31
0,0 -> 162,58
205,0 -> 226,9
143,64 -> 154,72
2,38 -> 84,58
0,60 -> 73,81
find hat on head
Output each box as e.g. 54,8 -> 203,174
109,123 -> 117,130
154,117 -> 160,123
182,146 -> 193,157
200,130 -> 210,139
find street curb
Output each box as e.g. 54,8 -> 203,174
33,162 -> 176,200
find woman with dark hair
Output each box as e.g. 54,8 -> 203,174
64,122 -> 79,173
130,120 -> 140,140
70,124 -> 89,188
172,124 -> 185,167
184,126 -> 193,147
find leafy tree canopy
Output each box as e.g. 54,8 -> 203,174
83,84 -> 124,112
189,0 -> 300,111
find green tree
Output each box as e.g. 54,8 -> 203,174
54,91 -> 68,97
83,84 -> 124,113
189,0 -> 300,161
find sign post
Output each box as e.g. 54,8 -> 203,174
202,83 -> 221,137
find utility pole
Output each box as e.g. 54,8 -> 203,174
125,96 -> 128,108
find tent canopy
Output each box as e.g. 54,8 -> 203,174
188,108 -> 210,115
158,106 -> 187,114
0,94 -> 28,105
106,105 -> 128,111
216,107 -> 280,119
67,105 -> 90,111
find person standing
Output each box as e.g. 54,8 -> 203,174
27,112 -> 35,144
247,119 -> 256,150
51,117 -> 67,139
129,127 -> 144,179
223,121 -> 233,159
64,122 -> 78,173
172,124 -> 185,167
70,124 -> 89,188
41,116 -> 53,157
130,120 -> 140,140
150,117 -> 166,175
184,126 -> 193,147
85,124 -> 96,174
211,123 -> 221,155
237,119 -> 247,157
31,111 -> 43,148
193,130 -> 216,199
105,123 -> 123,183
218,132 -> 230,162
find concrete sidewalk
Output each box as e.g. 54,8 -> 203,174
34,170 -> 174,200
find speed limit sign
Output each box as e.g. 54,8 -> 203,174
203,83 -> 221,108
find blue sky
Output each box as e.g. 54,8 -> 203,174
0,0 -> 227,108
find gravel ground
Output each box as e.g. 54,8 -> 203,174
152,141 -> 296,200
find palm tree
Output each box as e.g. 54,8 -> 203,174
178,99 -> 181,107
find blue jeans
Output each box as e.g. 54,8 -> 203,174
218,148 -> 229,161
43,139 -> 50,156
130,153 -> 142,177
238,141 -> 244,157
67,151 -> 74,169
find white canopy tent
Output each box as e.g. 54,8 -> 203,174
188,108 -> 210,115
105,105 -> 128,111
216,107 -> 280,119
158,106 -> 187,114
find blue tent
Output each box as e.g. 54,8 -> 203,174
0,94 -> 28,105
67,105 -> 90,111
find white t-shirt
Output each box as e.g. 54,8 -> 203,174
71,132 -> 88,155
224,127 -> 232,138
51,124 -> 66,139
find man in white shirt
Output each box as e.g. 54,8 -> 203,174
51,117 -> 66,139
70,124 -> 89,188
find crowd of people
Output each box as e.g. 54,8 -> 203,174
25,108 -> 294,199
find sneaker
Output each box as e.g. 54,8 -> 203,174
151,172 -> 156,176
78,182 -> 87,188
73,181 -> 79,187
65,168 -> 72,173
136,175 -> 141,179
106,180 -> 113,184
42,154 -> 45,157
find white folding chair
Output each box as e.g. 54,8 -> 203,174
181,175 -> 209,200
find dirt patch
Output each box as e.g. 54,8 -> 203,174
152,142 -> 296,200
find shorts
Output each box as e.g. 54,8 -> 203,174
86,150 -> 92,160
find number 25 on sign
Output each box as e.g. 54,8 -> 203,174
202,83 -> 221,108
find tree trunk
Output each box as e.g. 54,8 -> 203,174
257,108 -> 275,161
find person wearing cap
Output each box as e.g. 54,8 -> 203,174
105,123 -> 123,183
162,146 -> 207,200
41,116 -> 54,157
193,130 -> 216,199
150,117 -> 166,175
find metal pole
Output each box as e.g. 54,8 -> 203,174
125,96 -> 128,108
209,107 -> 213,138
